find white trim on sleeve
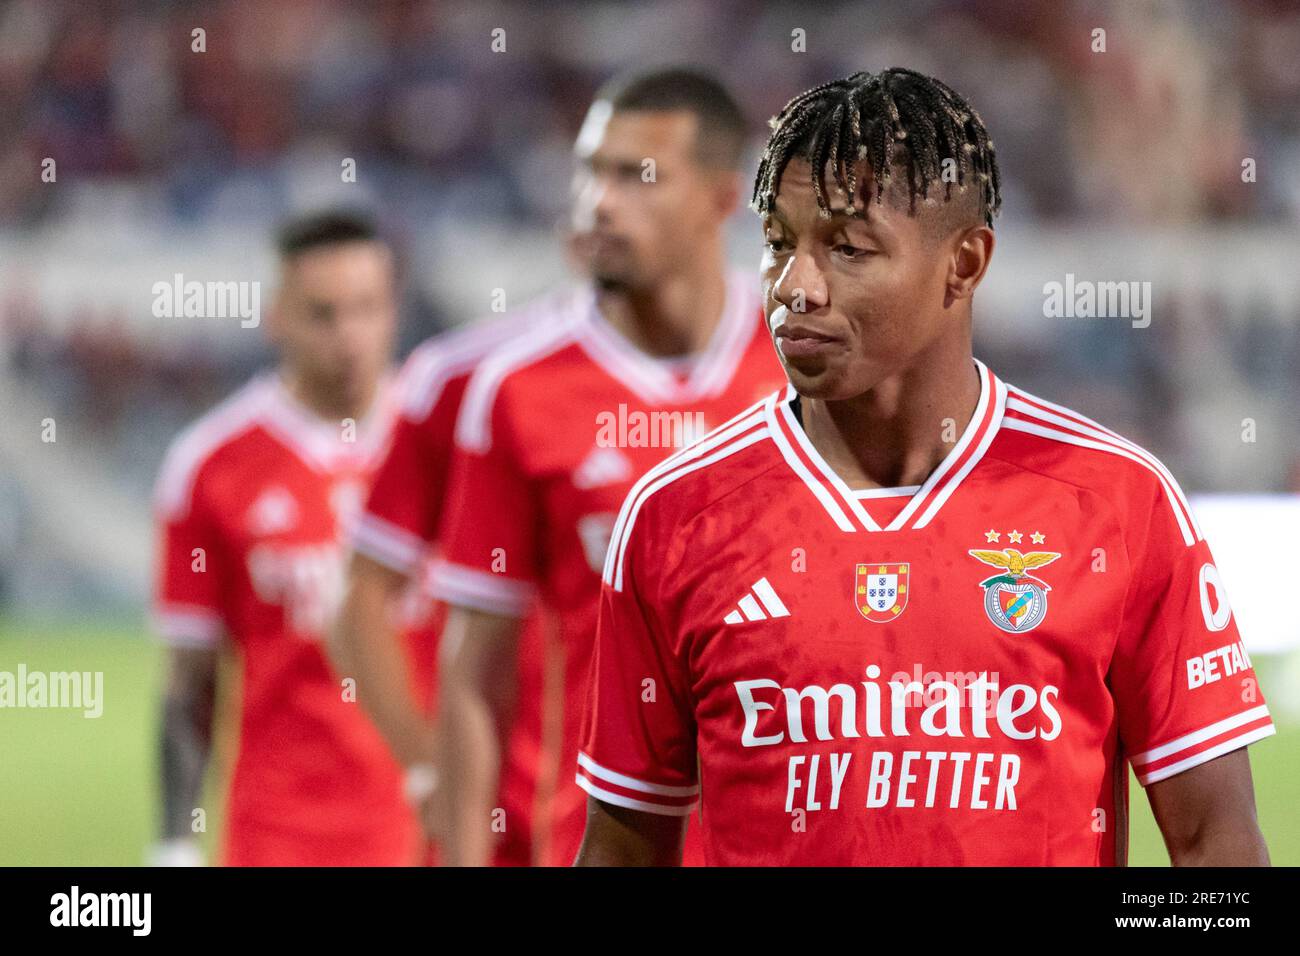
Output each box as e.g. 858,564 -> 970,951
577,752 -> 700,797
350,511 -> 426,575
1129,706 -> 1272,766
152,605 -> 224,648
574,774 -> 698,817
427,560 -> 535,617
1130,706 -> 1276,786
1137,723 -> 1276,786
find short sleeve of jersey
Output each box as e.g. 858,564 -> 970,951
152,459 -> 226,648
1109,477 -> 1275,786
428,379 -> 539,617
352,374 -> 465,575
576,516 -> 699,816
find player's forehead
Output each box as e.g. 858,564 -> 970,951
764,157 -> 892,230
279,242 -> 394,305
574,101 -> 699,161
282,240 -> 391,279
764,154 -> 970,241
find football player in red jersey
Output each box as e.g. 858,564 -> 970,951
152,211 -> 426,866
432,68 -> 787,866
577,69 -> 1273,866
332,301 -> 553,866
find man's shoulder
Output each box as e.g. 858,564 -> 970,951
154,377 -> 278,519
602,391 -> 782,589
993,381 -> 1200,545
453,291 -> 595,452
397,292 -> 582,421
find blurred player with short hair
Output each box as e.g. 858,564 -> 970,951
152,211 -> 423,866
577,68 -> 1275,866
433,67 -> 787,866
332,301 -> 551,866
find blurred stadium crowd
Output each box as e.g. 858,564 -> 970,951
1,0 -> 1299,614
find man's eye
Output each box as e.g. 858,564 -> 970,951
764,236 -> 790,252
833,243 -> 871,260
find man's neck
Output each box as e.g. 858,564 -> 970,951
801,339 -> 981,492
593,246 -> 728,359
279,369 -> 374,424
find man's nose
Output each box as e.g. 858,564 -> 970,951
591,178 -> 621,227
774,249 -> 827,313
336,312 -> 375,357
574,176 -> 612,231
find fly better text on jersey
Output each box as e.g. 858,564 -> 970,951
737,665 -> 1062,815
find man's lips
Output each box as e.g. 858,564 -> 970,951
774,323 -> 842,358
588,231 -> 631,252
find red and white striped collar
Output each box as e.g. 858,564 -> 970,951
576,270 -> 762,405
258,372 -> 395,473
763,358 -> 1007,532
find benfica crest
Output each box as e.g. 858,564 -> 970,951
855,563 -> 909,623
967,548 -> 1061,633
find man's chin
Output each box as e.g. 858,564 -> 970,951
591,265 -> 639,291
589,251 -> 643,289
781,357 -> 844,401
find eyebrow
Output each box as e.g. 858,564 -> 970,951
581,153 -> 643,171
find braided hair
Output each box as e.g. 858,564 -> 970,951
751,68 -> 1001,230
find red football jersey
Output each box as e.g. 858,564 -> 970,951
352,311 -> 549,866
152,374 -> 419,866
432,274 -> 787,866
584,358 -> 1276,866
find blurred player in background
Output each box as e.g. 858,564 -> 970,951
577,69 -> 1274,866
432,67 -> 787,866
151,211 -> 425,866
331,294 -> 551,865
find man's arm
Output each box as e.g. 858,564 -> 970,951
331,552 -> 437,769
1146,748 -> 1270,866
574,797 -> 686,866
436,604 -> 521,866
155,644 -> 218,863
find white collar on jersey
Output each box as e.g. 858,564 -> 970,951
575,269 -> 761,405
257,372 -> 393,473
763,357 -> 1008,533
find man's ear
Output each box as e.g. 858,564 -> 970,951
946,225 -> 995,302
709,168 -> 743,220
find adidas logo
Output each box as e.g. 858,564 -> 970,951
723,577 -> 790,625
574,446 -> 634,490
